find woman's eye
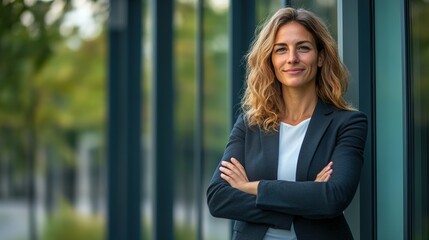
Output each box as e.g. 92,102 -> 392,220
275,47 -> 286,53
297,46 -> 311,52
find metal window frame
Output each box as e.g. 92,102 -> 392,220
152,0 -> 174,239
357,0 -> 377,239
107,0 -> 143,239
230,0 -> 256,125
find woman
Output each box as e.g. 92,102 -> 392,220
206,7 -> 368,240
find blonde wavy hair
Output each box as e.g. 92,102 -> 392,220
242,7 -> 352,132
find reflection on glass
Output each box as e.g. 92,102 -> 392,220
142,0 -> 153,239
410,1 -> 429,239
202,0 -> 230,239
291,0 -> 338,40
174,1 -> 197,240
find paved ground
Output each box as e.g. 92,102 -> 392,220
0,200 -> 32,240
0,200 -> 230,240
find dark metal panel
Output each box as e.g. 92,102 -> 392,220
152,0 -> 174,239
343,0 -> 360,107
230,0 -> 256,125
357,0 -> 376,239
401,0 -> 412,239
107,0 -> 142,239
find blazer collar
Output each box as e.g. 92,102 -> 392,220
260,99 -> 335,180
296,99 -> 334,180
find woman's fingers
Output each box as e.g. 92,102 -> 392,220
315,161 -> 333,182
220,161 -> 241,177
219,158 -> 249,185
230,158 -> 249,181
317,169 -> 333,182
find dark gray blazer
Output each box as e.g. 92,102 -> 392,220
207,99 -> 368,240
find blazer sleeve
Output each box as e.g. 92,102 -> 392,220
256,111 -> 368,218
206,114 -> 293,230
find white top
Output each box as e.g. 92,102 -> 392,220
263,118 -> 311,240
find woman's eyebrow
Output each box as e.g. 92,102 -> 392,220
273,43 -> 287,46
296,40 -> 313,45
273,40 -> 313,46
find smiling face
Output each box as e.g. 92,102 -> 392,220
271,21 -> 324,92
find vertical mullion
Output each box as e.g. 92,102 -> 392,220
358,0 -> 376,239
152,0 -> 174,239
402,0 -> 411,238
230,0 -> 256,125
195,0 -> 204,239
107,0 -> 142,239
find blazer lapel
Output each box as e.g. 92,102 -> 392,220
260,129 -> 280,180
295,99 -> 334,181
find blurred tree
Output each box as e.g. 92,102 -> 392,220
0,0 -> 107,238
0,1 -> 72,239
0,0 -> 71,183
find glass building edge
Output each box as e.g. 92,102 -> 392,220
374,0 -> 405,239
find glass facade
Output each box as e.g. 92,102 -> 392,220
201,1 -> 230,239
410,1 -> 429,239
375,0 -> 405,239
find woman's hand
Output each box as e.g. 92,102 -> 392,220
315,161 -> 333,182
220,158 -> 332,194
219,158 -> 259,195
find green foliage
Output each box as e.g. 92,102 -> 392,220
0,0 -> 67,126
175,223 -> 196,240
0,0 -> 107,170
42,201 -> 104,240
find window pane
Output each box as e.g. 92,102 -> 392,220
202,0 -> 230,239
410,1 -> 429,239
142,0 -> 153,238
291,0 -> 338,40
174,1 -> 197,239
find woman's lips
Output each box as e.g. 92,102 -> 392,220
284,68 -> 303,74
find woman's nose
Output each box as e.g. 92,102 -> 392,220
287,50 -> 299,64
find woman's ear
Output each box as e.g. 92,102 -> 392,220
317,49 -> 325,67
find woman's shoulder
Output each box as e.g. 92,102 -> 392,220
329,107 -> 368,131
319,100 -> 367,119
234,112 -> 271,134
335,108 -> 367,118
318,101 -> 368,127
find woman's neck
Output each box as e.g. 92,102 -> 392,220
281,89 -> 318,126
